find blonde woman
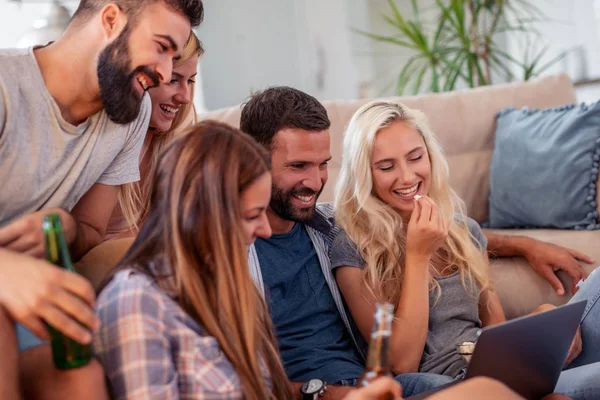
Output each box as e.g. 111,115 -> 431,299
104,31 -> 203,239
332,101 -> 600,399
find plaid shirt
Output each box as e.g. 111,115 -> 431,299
94,264 -> 246,399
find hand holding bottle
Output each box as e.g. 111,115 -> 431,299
0,248 -> 99,344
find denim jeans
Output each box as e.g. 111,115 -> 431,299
335,372 -> 453,397
554,267 -> 600,400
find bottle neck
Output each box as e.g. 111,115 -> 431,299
43,214 -> 76,272
365,332 -> 391,373
364,303 -> 393,373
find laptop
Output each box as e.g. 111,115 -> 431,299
407,300 -> 587,400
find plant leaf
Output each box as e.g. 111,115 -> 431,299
352,28 -> 418,49
527,47 -> 575,78
442,53 -> 469,91
489,53 -> 516,81
412,63 -> 430,94
410,0 -> 423,31
396,55 -> 423,95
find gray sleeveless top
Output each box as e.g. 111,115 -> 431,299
330,217 -> 487,378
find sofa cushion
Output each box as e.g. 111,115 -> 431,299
488,102 -> 600,229
485,228 -> 600,319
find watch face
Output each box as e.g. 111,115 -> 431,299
303,379 -> 323,394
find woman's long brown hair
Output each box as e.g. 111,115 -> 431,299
112,121 -> 294,399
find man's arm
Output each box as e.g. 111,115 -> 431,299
69,183 -> 119,260
0,184 -> 118,260
484,231 -> 593,296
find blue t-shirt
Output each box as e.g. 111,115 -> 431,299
255,223 -> 364,383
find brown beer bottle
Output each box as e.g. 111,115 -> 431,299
357,302 -> 394,400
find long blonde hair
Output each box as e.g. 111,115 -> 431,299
109,121 -> 294,399
118,31 -> 203,232
334,101 -> 491,306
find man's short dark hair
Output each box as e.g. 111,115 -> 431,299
240,86 -> 331,151
73,0 -> 204,28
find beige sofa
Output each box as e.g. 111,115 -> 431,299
79,73 -> 598,319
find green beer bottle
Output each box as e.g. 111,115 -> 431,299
43,213 -> 93,369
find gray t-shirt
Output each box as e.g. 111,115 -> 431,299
330,216 -> 488,378
0,47 -> 150,226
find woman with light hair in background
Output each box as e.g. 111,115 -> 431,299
332,100 -> 600,399
104,31 -> 203,239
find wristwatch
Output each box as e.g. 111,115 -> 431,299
300,378 -> 327,400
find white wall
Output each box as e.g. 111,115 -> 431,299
0,1 -> 78,48
195,0 -> 302,110
502,0 -> 600,102
344,0 -> 376,98
503,0 -> 599,81
363,0 -> 433,97
196,0 -> 366,110
293,0 -> 363,101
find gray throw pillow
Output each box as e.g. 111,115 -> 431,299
487,102 -> 600,230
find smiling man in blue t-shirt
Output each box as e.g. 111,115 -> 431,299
239,86 -> 454,399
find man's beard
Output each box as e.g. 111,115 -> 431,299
97,25 -> 159,124
270,184 -> 323,223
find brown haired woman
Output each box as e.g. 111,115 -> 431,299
94,121 -> 294,399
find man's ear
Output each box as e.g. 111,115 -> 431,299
100,3 -> 127,40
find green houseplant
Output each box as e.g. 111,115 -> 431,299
361,0 -> 569,95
